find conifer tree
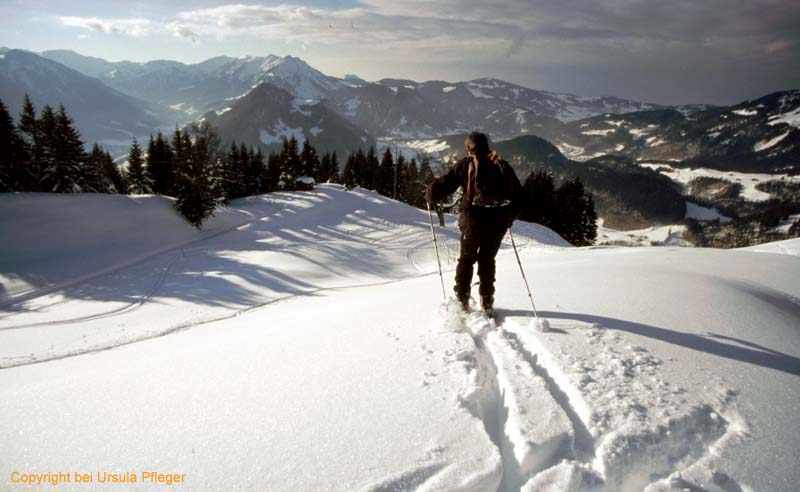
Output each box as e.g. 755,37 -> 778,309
172,126 -> 191,192
300,138 -> 319,180
18,95 -> 37,146
377,148 -> 394,197
394,152 -> 407,200
419,156 -> 434,188
248,147 -> 266,195
56,105 -> 94,191
174,133 -> 217,228
190,120 -> 224,203
126,138 -> 152,194
330,152 -> 340,183
238,142 -> 254,196
351,148 -> 367,189
147,131 -> 173,195
0,98 -> 26,192
278,136 -> 301,189
266,152 -> 281,192
97,146 -> 125,193
37,105 -> 87,192
286,136 -> 301,183
36,105 -> 58,191
341,152 -> 356,190
17,95 -> 38,190
218,141 -> 240,202
405,157 -> 422,207
171,127 -> 185,166
554,178 -> 597,246
520,171 -> 557,227
365,146 -> 379,191
146,134 -> 156,180
87,144 -> 112,193
318,153 -> 331,183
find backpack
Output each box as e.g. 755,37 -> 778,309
466,154 -> 515,207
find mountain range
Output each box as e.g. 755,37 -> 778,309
1,47 -> 797,230
537,92 -> 800,174
1,48 -> 666,153
2,47 -> 794,174
0,49 -> 178,148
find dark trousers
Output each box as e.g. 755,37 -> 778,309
454,228 -> 506,301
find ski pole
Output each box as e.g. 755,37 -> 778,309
426,203 -> 447,300
508,228 -> 550,331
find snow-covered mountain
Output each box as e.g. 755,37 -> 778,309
0,49 -> 180,151
1,186 -> 798,491
40,50 -> 658,139
327,77 -> 659,139
543,90 -> 800,173
19,48 -> 800,167
202,82 -> 375,157
42,50 -> 348,118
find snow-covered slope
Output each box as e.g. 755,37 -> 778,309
1,186 -> 798,492
0,50 -> 178,151
546,91 -> 800,174
0,192 -> 276,304
202,82 -> 375,157
738,237 -> 800,256
327,78 -> 656,140
39,50 -> 658,140
41,50 -> 347,118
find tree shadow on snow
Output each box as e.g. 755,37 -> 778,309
0,191 -> 428,319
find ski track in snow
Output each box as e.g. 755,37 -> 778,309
0,194 -> 436,368
0,251 -> 183,330
426,300 -> 749,492
0,243 -> 446,369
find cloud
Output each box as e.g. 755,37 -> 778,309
54,1 -> 799,104
57,4 -> 526,58
356,0 -> 800,61
167,23 -> 199,43
56,1 -> 800,63
59,16 -> 156,38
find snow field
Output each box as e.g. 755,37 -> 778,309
0,192 -> 261,302
740,236 -> 800,256
2,185 -> 799,491
595,219 -> 689,247
639,163 -> 800,202
685,202 -> 731,223
0,188 -> 460,367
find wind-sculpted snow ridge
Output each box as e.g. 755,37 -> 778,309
429,298 -> 750,492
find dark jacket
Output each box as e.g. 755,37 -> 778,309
425,155 -> 524,234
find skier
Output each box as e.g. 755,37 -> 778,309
425,131 -> 524,316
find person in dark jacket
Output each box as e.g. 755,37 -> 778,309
425,131 -> 524,314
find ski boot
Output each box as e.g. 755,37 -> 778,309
481,295 -> 494,319
456,290 -> 471,313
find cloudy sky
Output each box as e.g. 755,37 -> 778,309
1,0 -> 798,105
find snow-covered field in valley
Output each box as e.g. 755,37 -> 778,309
638,164 -> 800,202
1,185 -> 799,492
